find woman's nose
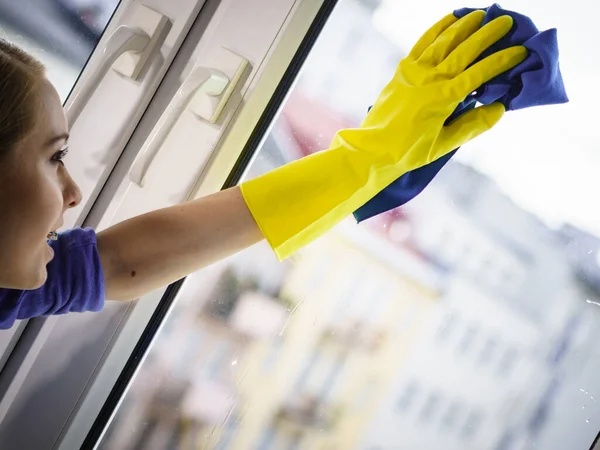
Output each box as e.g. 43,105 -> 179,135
62,169 -> 82,209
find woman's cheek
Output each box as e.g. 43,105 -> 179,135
41,165 -> 66,218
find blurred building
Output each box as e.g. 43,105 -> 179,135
225,228 -> 441,450
272,2 -> 600,447
357,161 -> 595,450
294,0 -> 402,125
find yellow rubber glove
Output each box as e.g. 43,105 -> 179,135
241,11 -> 527,260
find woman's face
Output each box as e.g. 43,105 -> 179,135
0,80 -> 82,290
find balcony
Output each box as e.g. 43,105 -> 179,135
228,291 -> 289,339
202,270 -> 289,339
321,319 -> 386,352
276,393 -> 340,430
180,378 -> 237,425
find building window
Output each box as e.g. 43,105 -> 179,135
334,265 -> 362,314
457,325 -> 478,355
172,329 -> 203,379
294,349 -> 322,392
204,339 -> 231,381
288,433 -> 303,450
438,229 -> 457,261
396,305 -> 418,335
461,410 -> 484,440
478,336 -> 499,366
319,350 -> 347,402
256,426 -> 275,450
355,380 -> 372,409
436,311 -> 459,342
498,347 -> 518,377
396,381 -> 419,413
263,337 -> 283,372
307,254 -> 331,295
419,391 -> 442,424
441,400 -> 464,429
340,27 -> 363,63
215,415 -> 238,450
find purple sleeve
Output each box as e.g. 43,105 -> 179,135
0,228 -> 105,330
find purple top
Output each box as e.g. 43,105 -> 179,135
0,228 -> 105,330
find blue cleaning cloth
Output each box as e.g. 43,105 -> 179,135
353,4 -> 568,222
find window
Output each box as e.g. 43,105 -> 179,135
86,2 -> 600,450
131,417 -> 158,450
172,329 -> 203,379
307,254 -> 332,296
256,426 -> 276,450
498,347 -> 519,377
294,349 -> 322,392
461,410 -> 484,440
478,336 -> 499,366
334,267 -> 364,315
441,400 -> 464,430
319,352 -> 347,401
419,391 -> 442,424
356,380 -> 373,409
396,381 -> 419,413
339,27 -> 363,63
203,340 -> 232,381
396,304 -> 418,335
457,325 -> 479,355
263,337 -> 284,372
215,416 -> 239,450
436,311 -> 459,342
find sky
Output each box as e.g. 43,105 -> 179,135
372,0 -> 600,236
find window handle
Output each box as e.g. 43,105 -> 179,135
64,4 -> 170,126
129,48 -> 248,187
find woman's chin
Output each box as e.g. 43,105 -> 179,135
0,244 -> 52,290
28,247 -> 51,289
23,266 -> 48,290
2,269 -> 47,291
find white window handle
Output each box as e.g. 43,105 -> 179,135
129,48 -> 248,187
65,26 -> 149,126
64,5 -> 170,126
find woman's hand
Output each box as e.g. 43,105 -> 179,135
241,11 -> 526,261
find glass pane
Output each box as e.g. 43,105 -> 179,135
0,0 -> 121,101
98,1 -> 600,449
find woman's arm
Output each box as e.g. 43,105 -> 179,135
97,186 -> 264,301
96,13 -> 524,302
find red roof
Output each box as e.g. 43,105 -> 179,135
280,91 -> 356,157
280,91 -> 409,224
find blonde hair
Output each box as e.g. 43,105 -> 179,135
0,39 -> 45,156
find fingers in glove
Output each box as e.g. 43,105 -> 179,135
439,15 -> 514,77
418,10 -> 485,66
433,102 -> 505,159
408,13 -> 459,60
453,46 -> 527,99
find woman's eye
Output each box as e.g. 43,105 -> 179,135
51,147 -> 69,166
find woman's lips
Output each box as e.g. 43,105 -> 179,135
47,242 -> 55,259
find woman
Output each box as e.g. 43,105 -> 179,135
0,11 -> 525,329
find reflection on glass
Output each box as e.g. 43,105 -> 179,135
98,0 -> 600,449
0,0 -> 120,100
